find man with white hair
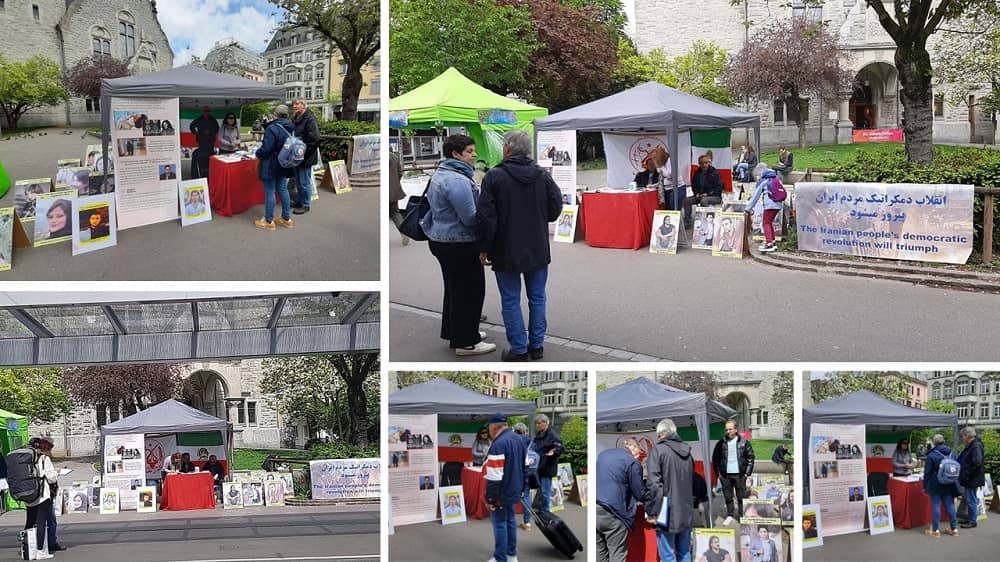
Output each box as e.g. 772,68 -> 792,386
958,426 -> 985,528
484,413 -> 527,562
476,130 -> 563,361
646,418 -> 694,562
531,413 -> 564,517
290,98 -> 320,214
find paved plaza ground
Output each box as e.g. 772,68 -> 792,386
391,169 -> 1000,362
0,129 -> 378,280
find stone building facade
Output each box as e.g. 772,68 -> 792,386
0,0 -> 173,127
262,26 -> 380,121
33,359 -> 299,458
634,0 -> 994,146
201,37 -> 263,81
516,371 -> 588,423
925,371 -> 1000,429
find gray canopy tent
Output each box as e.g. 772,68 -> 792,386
534,82 -> 761,201
802,389 -> 959,501
98,65 -> 285,174
597,377 -> 737,525
389,378 -> 535,418
100,399 -> 234,477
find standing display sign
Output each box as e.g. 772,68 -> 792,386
351,134 -> 380,175
553,205 -> 578,243
537,130 -> 577,205
867,495 -> 894,534
712,211 -> 746,258
388,414 -> 439,526
808,423 -> 868,536
439,485 -> 467,525
71,194 -> 117,255
103,433 -> 145,510
802,503 -> 823,548
178,179 -> 212,226
649,210 -> 681,254
794,182 -> 974,264
309,458 -> 380,500
110,97 -> 183,229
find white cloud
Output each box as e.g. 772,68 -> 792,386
156,0 -> 283,66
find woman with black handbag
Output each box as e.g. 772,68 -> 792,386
418,134 -> 495,356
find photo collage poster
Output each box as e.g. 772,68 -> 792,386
102,433 -> 145,511
388,414 -> 439,526
537,129 -> 577,205
55,166 -> 92,196
749,479 -> 793,525
553,205 -> 578,244
438,485 -> 466,525
649,210 -> 681,255
179,179 -> 213,226
693,527 -> 736,562
72,194 -> 117,256
83,144 -> 115,173
110,97 -> 182,229
712,211 -> 746,258
809,423 -> 868,536
691,206 -> 721,250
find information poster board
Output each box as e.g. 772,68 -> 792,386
389,414 -> 439,526
795,182 -> 973,264
309,458 -> 380,500
103,433 -> 144,511
809,423 -> 868,536
351,134 -> 380,175
110,97 -> 182,229
537,130 -> 577,205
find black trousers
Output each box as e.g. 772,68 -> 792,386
428,240 -> 485,348
719,473 -> 746,518
24,498 -> 50,550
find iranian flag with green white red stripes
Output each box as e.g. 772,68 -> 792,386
179,107 -> 241,148
690,128 -> 733,192
438,419 -> 491,463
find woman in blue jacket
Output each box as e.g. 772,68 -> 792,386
923,434 -> 960,537
744,167 -> 784,252
254,105 -> 295,231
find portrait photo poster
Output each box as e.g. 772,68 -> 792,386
691,206 -> 721,250
264,480 -> 286,507
329,160 -> 352,194
576,474 -> 588,506
693,527 -> 736,562
802,503 -> 823,548
740,523 -> 783,562
552,205 -> 578,244
178,179 -> 213,226
712,211 -> 746,258
72,194 -> 118,256
223,482 -> 244,509
136,486 -> 157,513
12,177 -> 52,221
33,190 -> 77,247
649,210 -> 681,255
549,479 -> 565,512
99,488 -> 120,515
438,485 -> 466,525
866,495 -> 894,535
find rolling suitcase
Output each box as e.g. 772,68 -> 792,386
524,501 -> 583,559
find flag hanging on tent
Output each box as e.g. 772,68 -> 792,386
179,108 -> 240,148
690,128 -> 733,192
438,420 -> 487,463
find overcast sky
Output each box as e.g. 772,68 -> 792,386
156,0 -> 283,66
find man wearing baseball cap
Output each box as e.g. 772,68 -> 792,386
483,413 -> 527,562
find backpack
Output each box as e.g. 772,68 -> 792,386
937,452 -> 961,485
6,448 -> 44,504
274,124 -> 306,168
766,176 -> 787,202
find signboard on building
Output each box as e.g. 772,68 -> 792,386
853,128 -> 904,143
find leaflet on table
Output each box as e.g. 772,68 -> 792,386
388,414 -> 439,526
103,433 -> 145,510
110,97 -> 182,229
809,423 -> 868,536
537,130 -> 576,204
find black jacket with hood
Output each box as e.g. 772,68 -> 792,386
646,436 -> 694,534
476,154 -> 562,273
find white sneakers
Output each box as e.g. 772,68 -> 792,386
456,341 -> 497,356
758,243 -> 776,252
480,330 -> 488,340
487,558 -> 518,562
723,515 -> 735,526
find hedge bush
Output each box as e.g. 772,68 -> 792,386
826,145 -> 1000,257
308,441 -> 380,460
317,120 -> 380,163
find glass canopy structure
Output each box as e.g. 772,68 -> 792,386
0,292 -> 379,366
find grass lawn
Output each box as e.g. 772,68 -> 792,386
231,448 -> 310,471
0,126 -> 45,140
751,439 -> 791,465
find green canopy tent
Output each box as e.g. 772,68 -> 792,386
1,408 -> 29,511
388,67 -> 548,167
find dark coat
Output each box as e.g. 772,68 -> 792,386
924,444 -> 961,498
633,169 -> 661,186
596,448 -> 648,531
692,166 -> 723,198
255,119 -> 296,181
646,436 -> 694,533
959,437 -> 985,488
712,435 -> 756,477
190,115 -> 220,150
292,108 -> 321,168
533,427 -> 564,478
476,154 -> 562,273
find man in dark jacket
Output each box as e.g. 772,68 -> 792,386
484,413 -> 527,562
477,130 -> 563,361
254,105 -> 296,231
711,420 -> 755,523
597,438 -> 647,562
959,426 -> 985,528
190,106 -> 219,153
532,414 -> 564,515
290,99 -> 320,214
683,154 -> 724,227
646,418 -> 694,562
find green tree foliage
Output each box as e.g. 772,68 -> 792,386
0,368 -> 72,423
260,354 -> 379,447
564,0 -> 628,36
271,0 -> 379,121
770,371 -> 794,428
615,40 -> 731,105
0,54 -> 69,130
810,372 -> 908,403
395,371 -> 492,394
510,387 -> 541,404
932,15 -> 1000,121
910,399 -> 956,451
924,399 -> 956,413
240,102 -> 273,126
559,415 -> 588,476
388,0 -> 537,96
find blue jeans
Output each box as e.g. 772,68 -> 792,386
536,476 -> 552,513
964,486 -> 979,523
495,267 -> 548,354
521,487 -> 531,524
930,493 -> 957,531
735,162 -> 750,181
45,499 -> 57,546
490,502 -> 517,562
655,526 -> 691,562
263,176 -> 290,222
295,165 -> 313,207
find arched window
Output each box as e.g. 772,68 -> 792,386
118,11 -> 136,57
304,65 -> 313,81
956,377 -> 971,396
315,63 -> 325,80
91,26 -> 112,55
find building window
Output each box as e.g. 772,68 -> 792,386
982,380 -> 991,394
957,380 -> 969,395
285,69 -> 294,82
315,86 -> 323,99
85,97 -> 100,112
267,58 -> 273,69
773,100 -> 784,125
567,390 -> 578,406
305,66 -> 313,81
542,390 -> 561,406
932,383 -> 940,400
316,65 -> 325,80
340,61 -> 348,75
943,382 -> 953,399
119,23 -> 135,57
545,372 -> 558,382
276,56 -> 283,67
934,93 -> 944,118
995,380 -> 1000,393
531,373 -> 540,385
286,88 -> 295,101
791,1 -> 823,23
305,86 -> 312,99
995,403 -> 1000,418
32,4 -> 39,21
981,403 -> 990,418
519,374 -> 528,386
296,51 -> 303,62
369,79 -> 380,96
957,404 -> 972,418
0,1 -> 5,10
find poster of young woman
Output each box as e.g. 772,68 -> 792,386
178,179 -> 213,226
438,485 -> 466,525
649,210 -> 680,254
553,205 -> 578,244
72,194 -> 117,256
33,190 -> 76,247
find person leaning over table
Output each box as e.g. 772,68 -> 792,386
892,437 -> 915,477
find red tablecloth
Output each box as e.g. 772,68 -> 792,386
867,458 -> 893,474
626,504 -> 659,562
888,477 -> 944,529
161,472 -> 216,511
208,157 -> 265,216
580,190 -> 662,249
462,466 -> 525,520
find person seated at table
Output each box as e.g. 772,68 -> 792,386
163,452 -> 182,474
684,155 -> 723,228
892,438 -> 915,477
633,158 -> 660,188
179,453 -> 197,473
204,455 -> 226,482
472,426 -> 492,467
